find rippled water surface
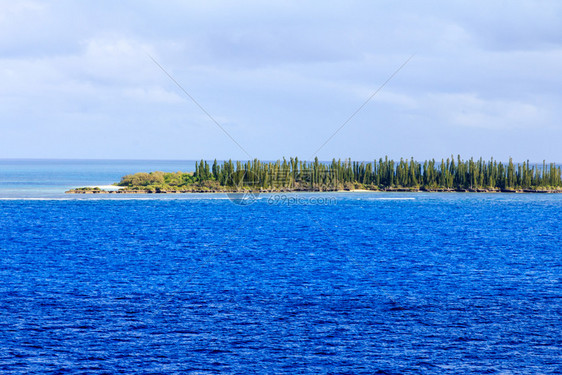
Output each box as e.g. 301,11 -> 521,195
0,161 -> 561,374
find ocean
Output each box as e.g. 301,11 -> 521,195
0,159 -> 198,198
0,160 -> 561,374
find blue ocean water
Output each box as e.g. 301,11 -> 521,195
0,160 -> 561,374
0,159 -> 197,198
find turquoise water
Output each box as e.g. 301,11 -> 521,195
0,159 -> 197,198
1,160 -> 561,373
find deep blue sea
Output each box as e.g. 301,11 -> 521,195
1,160 -> 561,374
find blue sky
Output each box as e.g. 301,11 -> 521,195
1,1 -> 561,162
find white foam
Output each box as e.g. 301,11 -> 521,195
365,197 -> 415,200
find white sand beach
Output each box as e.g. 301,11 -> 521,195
84,185 -> 124,190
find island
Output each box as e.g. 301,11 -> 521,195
66,156 -> 562,194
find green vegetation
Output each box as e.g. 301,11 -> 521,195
118,171 -> 197,188
67,156 -> 562,193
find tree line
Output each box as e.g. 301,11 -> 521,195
184,156 -> 561,191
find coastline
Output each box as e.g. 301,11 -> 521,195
81,185 -> 124,190
68,157 -> 561,196
66,187 -> 562,194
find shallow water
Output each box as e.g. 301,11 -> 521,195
0,159 -> 197,198
0,161 -> 561,373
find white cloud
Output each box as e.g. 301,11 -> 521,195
122,87 -> 183,103
424,92 -> 551,130
1,0 -> 562,160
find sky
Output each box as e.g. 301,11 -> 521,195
1,0 -> 561,162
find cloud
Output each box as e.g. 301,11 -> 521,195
423,92 -> 550,130
1,0 -> 562,160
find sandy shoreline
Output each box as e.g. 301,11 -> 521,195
81,185 -> 124,190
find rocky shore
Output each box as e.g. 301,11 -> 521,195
65,187 -> 562,194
